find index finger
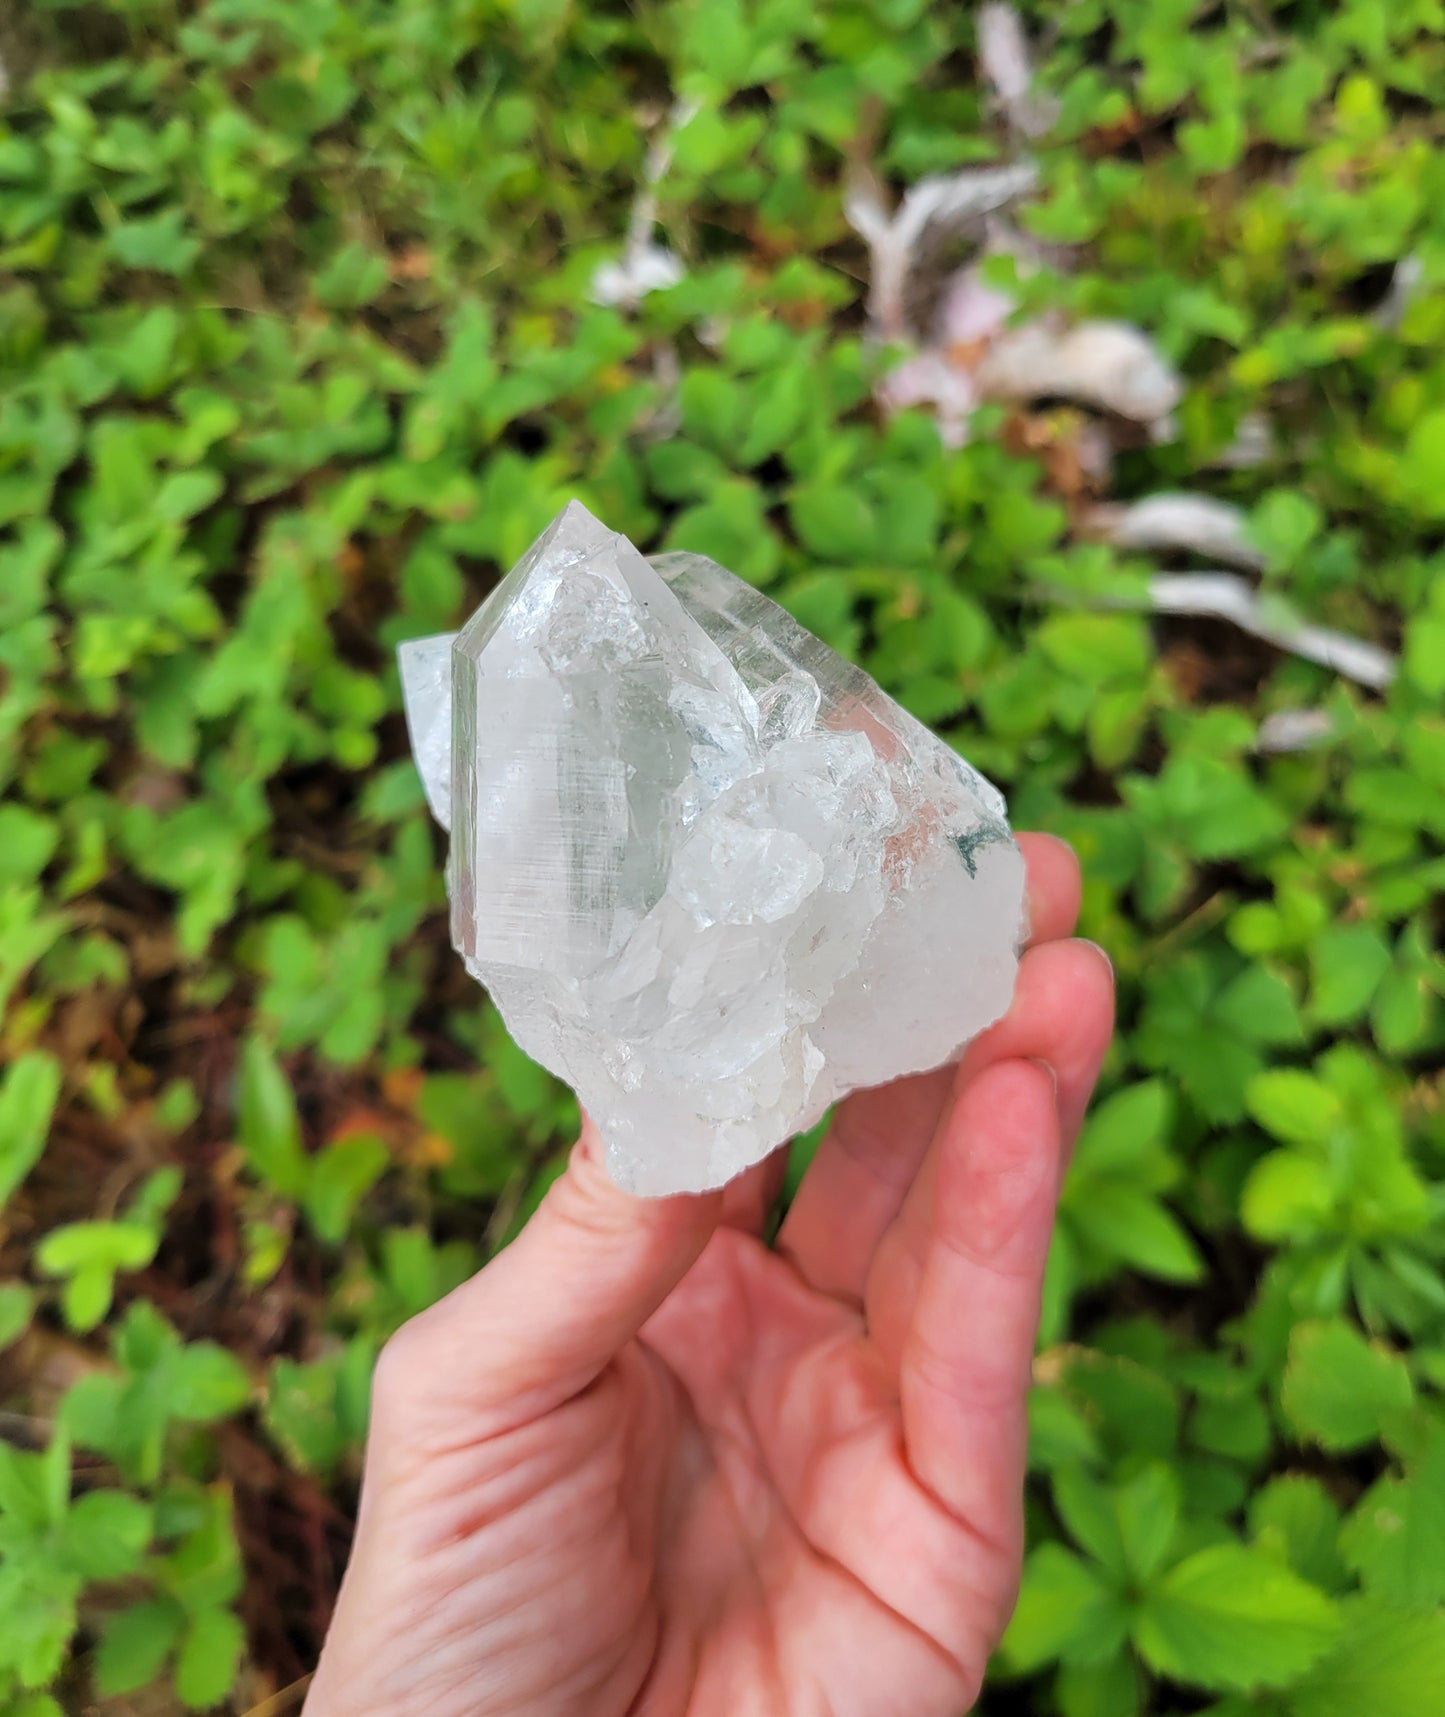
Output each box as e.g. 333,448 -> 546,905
900,1058 -> 1061,1565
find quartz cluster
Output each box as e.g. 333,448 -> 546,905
399,503 -> 1026,1195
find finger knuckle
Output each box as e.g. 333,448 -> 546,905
371,1319 -> 428,1412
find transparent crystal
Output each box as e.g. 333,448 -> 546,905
399,502 -> 1026,1195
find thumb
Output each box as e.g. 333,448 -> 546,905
375,1117 -> 722,1444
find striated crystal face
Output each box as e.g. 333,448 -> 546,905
399,502 -> 1026,1195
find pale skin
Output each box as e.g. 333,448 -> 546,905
305,834 -> 1114,1717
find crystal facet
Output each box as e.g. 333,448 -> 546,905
399,503 -> 1026,1195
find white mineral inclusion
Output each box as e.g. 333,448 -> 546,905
399,502 -> 1027,1196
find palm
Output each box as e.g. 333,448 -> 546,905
310,835 -> 1113,1717
634,1225 -> 1011,1716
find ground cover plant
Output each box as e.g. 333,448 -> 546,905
1,0 -> 1443,1712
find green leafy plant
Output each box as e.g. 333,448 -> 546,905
237,1036 -> 388,1247
35,1168 -> 181,1332
1,0 -> 1443,1711
0,1433 -> 151,1697
92,1486 -> 247,1711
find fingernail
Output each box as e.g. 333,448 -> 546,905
1079,939 -> 1115,979
1028,1056 -> 1059,1096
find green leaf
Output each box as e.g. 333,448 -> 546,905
1073,1080 -> 1175,1175
36,1220 -> 157,1276
94,1597 -> 185,1697
108,210 -> 201,276
1249,489 -> 1322,569
1134,1544 -> 1339,1692
1191,1387 -> 1271,1464
42,1423 -> 70,1528
1308,925 -> 1393,1027
1037,614 -> 1150,684
63,1490 -> 153,1579
114,305 -> 179,396
304,1134 -> 388,1245
0,1052 -> 62,1209
0,1560 -> 80,1687
1054,1462 -> 1180,1584
1061,1350 -> 1181,1460
1404,612 -> 1445,698
1052,1466 -> 1128,1578
665,489 -> 781,586
159,1487 -> 243,1612
236,1038 -> 309,1199
999,1544 -> 1130,1673
1113,1463 -> 1183,1582
1372,964 -> 1436,1054
1339,1425 -> 1445,1606
0,1695 -> 65,1717
173,1607 -> 244,1710
1070,1183 -> 1204,1283
1056,1653 -> 1142,1717
414,1073 -> 519,1197
1402,409 -> 1445,520
1289,1599 -> 1445,1717
334,1334 -> 375,1447
313,242 -> 390,309
58,1374 -> 124,1466
155,469 -> 225,523
128,1166 -> 183,1229
264,1357 -> 350,1476
737,364 -> 811,465
167,1343 -> 252,1422
1028,1384 -> 1103,1471
0,1283 -> 35,1350
1241,1151 -> 1335,1243
1135,957 -> 1274,1124
1280,1320 -> 1414,1451
1249,1475 -> 1348,1592
1214,965 -> 1305,1047
1245,1071 -> 1342,1147
0,805 -> 59,886
0,1442 -> 47,1531
36,1215 -> 161,1328
678,369 -> 744,452
788,483 -> 879,561
1134,753 -> 1287,861
115,1299 -> 179,1372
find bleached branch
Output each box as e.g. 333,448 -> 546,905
591,100 -> 698,310
845,161 -> 1038,339
977,4 -> 1060,138
1083,493 -> 1267,571
1141,572 -> 1395,689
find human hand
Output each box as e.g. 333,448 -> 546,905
305,833 -> 1114,1717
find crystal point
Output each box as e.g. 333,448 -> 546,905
399,504 -> 1026,1195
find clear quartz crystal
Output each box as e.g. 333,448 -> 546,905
399,502 -> 1026,1195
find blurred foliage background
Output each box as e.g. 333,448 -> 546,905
1,0 -> 1443,1713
